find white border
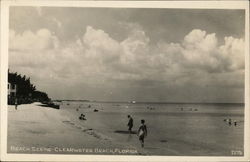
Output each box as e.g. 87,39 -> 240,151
1,0 -> 248,9
0,1 -> 9,161
1,1 -> 249,161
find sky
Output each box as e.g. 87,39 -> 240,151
8,6 -> 245,103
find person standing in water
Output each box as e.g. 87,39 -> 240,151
127,115 -> 133,133
138,119 -> 147,148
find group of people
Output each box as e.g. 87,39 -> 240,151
127,115 -> 147,148
79,114 -> 86,120
224,118 -> 237,126
77,112 -> 147,148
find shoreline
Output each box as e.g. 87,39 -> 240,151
7,102 -> 145,155
7,102 -> 244,156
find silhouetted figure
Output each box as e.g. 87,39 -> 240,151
229,118 -> 232,126
15,98 -> 18,110
138,119 -> 147,148
79,114 -> 86,120
234,120 -> 237,126
127,115 -> 133,133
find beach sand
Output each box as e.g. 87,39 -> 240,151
7,102 -> 244,156
7,103 -> 140,155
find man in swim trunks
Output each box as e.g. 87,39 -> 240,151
138,119 -> 147,148
127,115 -> 133,133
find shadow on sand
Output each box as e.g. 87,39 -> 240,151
144,147 -> 159,150
38,104 -> 60,109
114,130 -> 137,134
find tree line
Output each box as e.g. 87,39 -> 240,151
8,70 -> 50,105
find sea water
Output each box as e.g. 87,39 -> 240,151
57,101 -> 244,156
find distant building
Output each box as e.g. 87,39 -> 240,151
8,82 -> 17,98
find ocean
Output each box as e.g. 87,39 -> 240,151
56,101 -> 244,156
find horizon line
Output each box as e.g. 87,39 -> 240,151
52,99 -> 244,104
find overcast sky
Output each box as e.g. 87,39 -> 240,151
9,7 -> 245,103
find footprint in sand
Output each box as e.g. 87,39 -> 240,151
75,126 -> 82,129
62,120 -> 75,126
62,121 -> 109,140
62,120 -> 70,123
62,121 -> 72,124
82,129 -> 109,140
82,128 -> 93,132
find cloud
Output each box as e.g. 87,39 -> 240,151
118,25 -> 150,75
51,18 -> 62,29
178,29 -> 244,73
9,28 -> 57,51
83,26 -> 121,63
9,27 -> 245,77
9,26 -> 245,101
219,36 -> 245,71
183,29 -> 217,51
181,29 -> 221,72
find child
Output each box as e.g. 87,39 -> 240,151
138,119 -> 147,148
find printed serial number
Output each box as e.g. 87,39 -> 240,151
231,150 -> 243,156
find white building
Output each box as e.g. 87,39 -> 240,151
8,82 -> 17,97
